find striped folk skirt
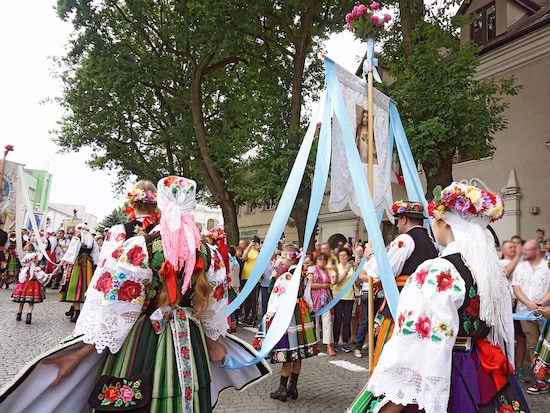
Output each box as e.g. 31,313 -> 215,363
98,312 -> 212,413
59,256 -> 93,303
11,279 -> 45,303
254,299 -> 319,364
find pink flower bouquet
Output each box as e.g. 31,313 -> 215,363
345,3 -> 392,41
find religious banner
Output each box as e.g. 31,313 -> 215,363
0,159 -> 20,231
329,61 -> 393,219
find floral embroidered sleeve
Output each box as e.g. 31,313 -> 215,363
364,233 -> 415,278
198,243 -> 229,341
366,256 -> 466,412
72,225 -> 153,354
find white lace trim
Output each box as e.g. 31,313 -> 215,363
368,367 -> 450,413
199,244 -> 229,341
75,289 -> 142,354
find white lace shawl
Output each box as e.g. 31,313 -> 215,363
73,225 -> 228,354
367,245 -> 465,412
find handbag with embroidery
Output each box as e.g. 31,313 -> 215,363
87,372 -> 151,412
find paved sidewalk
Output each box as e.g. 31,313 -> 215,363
0,287 -> 548,412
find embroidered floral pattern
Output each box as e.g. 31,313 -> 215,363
97,378 -> 144,408
495,396 -> 526,412
462,285 -> 482,334
399,311 -> 454,342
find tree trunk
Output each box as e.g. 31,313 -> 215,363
189,57 -> 240,246
399,0 -> 425,58
423,153 -> 454,200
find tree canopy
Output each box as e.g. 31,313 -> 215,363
54,0 -> 354,244
381,0 -> 521,195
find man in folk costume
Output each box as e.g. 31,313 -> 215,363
358,201 -> 438,370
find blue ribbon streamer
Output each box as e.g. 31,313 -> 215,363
324,57 -> 399,318
227,93 -> 324,315
222,92 -> 331,369
363,38 -> 382,83
513,310 -> 542,321
313,256 -> 367,317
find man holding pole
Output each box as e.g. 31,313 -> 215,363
358,201 -> 438,370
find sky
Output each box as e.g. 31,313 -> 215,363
0,1 -> 366,222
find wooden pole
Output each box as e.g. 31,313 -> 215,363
366,40 -> 375,372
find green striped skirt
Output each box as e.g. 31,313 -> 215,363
95,312 -> 212,413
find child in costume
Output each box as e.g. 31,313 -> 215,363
254,244 -> 319,402
11,252 -> 50,324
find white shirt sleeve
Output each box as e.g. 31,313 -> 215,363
363,233 -> 416,278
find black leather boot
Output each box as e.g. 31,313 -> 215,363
65,305 -> 75,317
70,310 -> 80,323
16,312 -> 22,321
270,375 -> 289,402
25,313 -> 32,325
287,372 -> 299,400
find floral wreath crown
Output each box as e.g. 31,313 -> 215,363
128,187 -> 157,204
427,182 -> 504,223
206,227 -> 227,241
391,200 -> 425,217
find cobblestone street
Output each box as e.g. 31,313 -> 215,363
0,287 -> 548,412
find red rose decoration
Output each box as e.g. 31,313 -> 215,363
498,404 -> 514,413
117,279 -> 143,302
104,385 -> 120,403
95,272 -> 113,295
397,240 -> 404,248
181,346 -> 190,359
465,294 -> 481,317
415,315 -> 432,339
415,268 -> 429,286
212,284 -> 224,301
398,313 -> 405,331
185,386 -> 192,400
126,245 -> 146,267
112,246 -> 123,260
116,233 -> 126,242
436,270 -> 453,292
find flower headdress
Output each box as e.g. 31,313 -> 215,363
345,3 -> 392,40
428,182 -> 504,223
429,182 -> 510,349
206,227 -> 227,242
391,200 -> 426,219
128,187 -> 157,204
206,227 -> 229,275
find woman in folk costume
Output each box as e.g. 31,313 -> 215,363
0,176 -> 269,413
52,223 -> 100,323
11,252 -> 50,324
205,227 -> 234,332
253,244 -> 319,403
347,182 -> 530,413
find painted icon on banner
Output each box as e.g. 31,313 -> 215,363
355,106 -> 377,164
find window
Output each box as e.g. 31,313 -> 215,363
264,199 -> 275,210
247,204 -> 255,214
472,3 -> 496,45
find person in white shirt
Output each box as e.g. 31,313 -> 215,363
512,239 -> 550,356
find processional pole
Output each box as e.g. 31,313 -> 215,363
365,37 -> 376,372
